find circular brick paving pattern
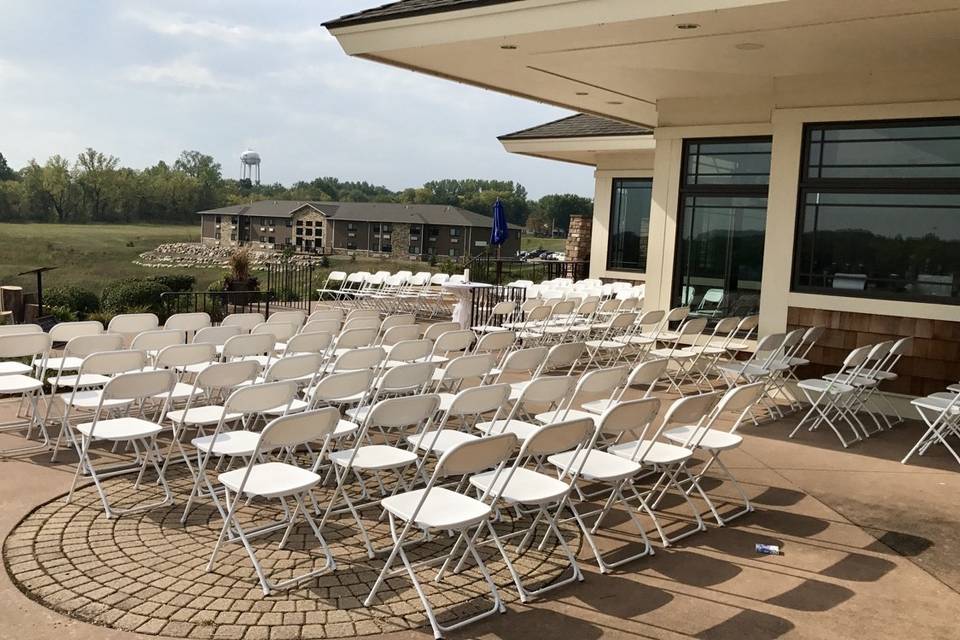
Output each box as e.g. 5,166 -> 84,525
5,467 -> 579,639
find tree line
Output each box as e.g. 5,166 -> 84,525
0,150 -> 591,233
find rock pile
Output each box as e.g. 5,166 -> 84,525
136,243 -> 320,269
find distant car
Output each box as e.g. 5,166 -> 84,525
527,249 -> 547,259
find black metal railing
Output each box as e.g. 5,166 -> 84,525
467,254 -> 589,285
161,290 -> 274,322
262,261 -> 320,312
469,285 -> 527,328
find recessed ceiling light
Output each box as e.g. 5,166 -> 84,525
676,23 -> 700,30
500,44 -> 517,50
606,100 -> 623,105
735,42 -> 764,50
575,91 -> 589,96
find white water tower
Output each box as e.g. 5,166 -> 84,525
240,149 -> 261,185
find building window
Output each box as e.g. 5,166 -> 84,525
408,245 -> 420,254
674,137 -> 771,318
215,215 -> 221,224
793,118 -> 960,303
448,248 -> 456,257
607,178 -> 652,272
450,228 -> 461,237
346,241 -> 356,250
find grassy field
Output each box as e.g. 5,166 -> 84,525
0,222 -> 436,298
521,235 -> 566,253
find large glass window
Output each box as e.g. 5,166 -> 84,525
675,138 -> 771,318
607,178 -> 652,271
794,119 -> 960,303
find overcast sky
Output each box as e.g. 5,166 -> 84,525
0,0 -> 593,199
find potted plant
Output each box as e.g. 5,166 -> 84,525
222,248 -> 259,305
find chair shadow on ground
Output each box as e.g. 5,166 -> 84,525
573,573 -> 674,619
696,609 -> 795,640
481,606 -> 606,640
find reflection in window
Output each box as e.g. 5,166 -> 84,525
795,119 -> 960,303
607,179 -> 652,272
675,138 -> 771,318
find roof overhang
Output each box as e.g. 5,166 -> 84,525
500,133 -> 655,166
327,0 -> 960,128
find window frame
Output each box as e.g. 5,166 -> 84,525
791,117 -> 960,306
606,177 -> 653,273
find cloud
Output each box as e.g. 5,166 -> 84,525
0,58 -> 27,83
123,58 -> 240,90
122,8 -> 328,46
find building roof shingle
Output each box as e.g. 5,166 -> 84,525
199,201 -> 522,229
324,0 -> 522,29
499,113 -> 652,141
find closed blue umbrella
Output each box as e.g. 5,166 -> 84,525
490,198 -> 508,257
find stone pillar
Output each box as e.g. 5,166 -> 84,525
565,215 -> 592,262
392,223 -> 411,258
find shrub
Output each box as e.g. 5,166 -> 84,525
47,305 -> 78,322
428,254 -> 438,267
147,274 -> 196,292
101,279 -> 170,314
319,255 -> 330,268
275,287 -> 300,303
44,285 -> 100,316
228,247 -> 252,281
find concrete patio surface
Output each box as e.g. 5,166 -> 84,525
0,394 -> 957,640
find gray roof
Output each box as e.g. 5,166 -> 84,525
199,201 -> 522,229
324,0 -> 522,28
499,114 -> 652,140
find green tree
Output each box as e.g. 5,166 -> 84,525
0,152 -> 17,181
533,193 -> 593,235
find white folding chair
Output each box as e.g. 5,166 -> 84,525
301,318 -> 341,336
191,325 -> 243,366
364,433 -> 518,640
283,330 -> 333,357
207,408 -> 340,594
131,329 -> 184,364
307,307 -> 344,324
408,383 -> 512,457
580,358 -> 669,415
790,344 -> 873,446
422,321 -> 460,342
0,333 -> 51,454
107,313 -> 159,339
903,384 -> 960,466
379,323 -> 420,347
221,312 -> 264,333
646,316 -> 707,394
383,338 -> 433,368
163,312 -> 211,341
267,310 -> 306,329
475,374 -> 576,442
316,271 -> 347,301
66,367 -> 176,518
471,300 -> 516,335
535,366 -> 628,425
222,332 -> 276,369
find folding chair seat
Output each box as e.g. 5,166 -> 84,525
607,392 -> 722,546
466,418 -> 595,602
535,366 -> 628,425
364,433 -> 518,640
476,375 -> 576,442
207,408 -> 341,595
663,382 -> 764,525
903,388 -> 960,466
66,367 -> 177,518
0,333 -> 52,454
181,380 -> 300,523
547,398 -> 660,572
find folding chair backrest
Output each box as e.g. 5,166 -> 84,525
308,308 -> 343,324
64,333 -> 124,358
440,353 -> 493,383
753,333 -> 785,362
661,391 -> 723,428
447,383 -> 510,416
551,300 -> 576,317
544,342 -> 586,371
222,333 -> 274,359
598,397 -> 661,438
343,316 -> 381,332
107,313 -> 159,336
345,308 -> 380,323
81,349 -> 147,376
576,299 -> 599,317
263,353 -> 324,383
332,346 -> 385,371
428,273 -> 449,286
474,330 -> 515,355
841,344 -> 873,371
610,311 -> 638,331
500,346 -> 548,375
224,380 -> 298,414
252,322 -> 296,342
196,360 -> 260,391
523,305 -> 552,324
519,298 -> 541,314
258,407 -> 340,450
576,366 -> 628,396
712,315 -> 741,337
379,361 -> 435,392
626,358 -> 669,395
268,310 -> 306,328
735,315 -> 760,339
380,314 -> 415,332
193,325 -> 242,346
101,369 -> 175,402
131,329 -> 185,353
366,394 -> 441,429
678,316 -> 708,338
302,319 -> 341,335
665,306 -> 690,323
155,343 -> 216,369
597,299 -> 620,314
437,432 -> 516,478
285,331 -> 333,355
422,321 -> 459,342
381,324 -> 420,346
312,369 -> 374,402
523,417 -> 594,458
519,375 -> 577,405
0,332 -> 50,359
713,382 -> 765,422
432,330 -> 475,355
387,339 -> 432,363
490,301 -> 515,317
335,327 -> 377,350
164,312 -> 211,333
50,321 -> 103,342
890,336 -> 913,357
0,324 -> 42,336
221,312 -> 264,333
781,328 -> 806,353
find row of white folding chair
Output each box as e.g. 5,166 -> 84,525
904,380 -> 960,466
0,332 -> 53,454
